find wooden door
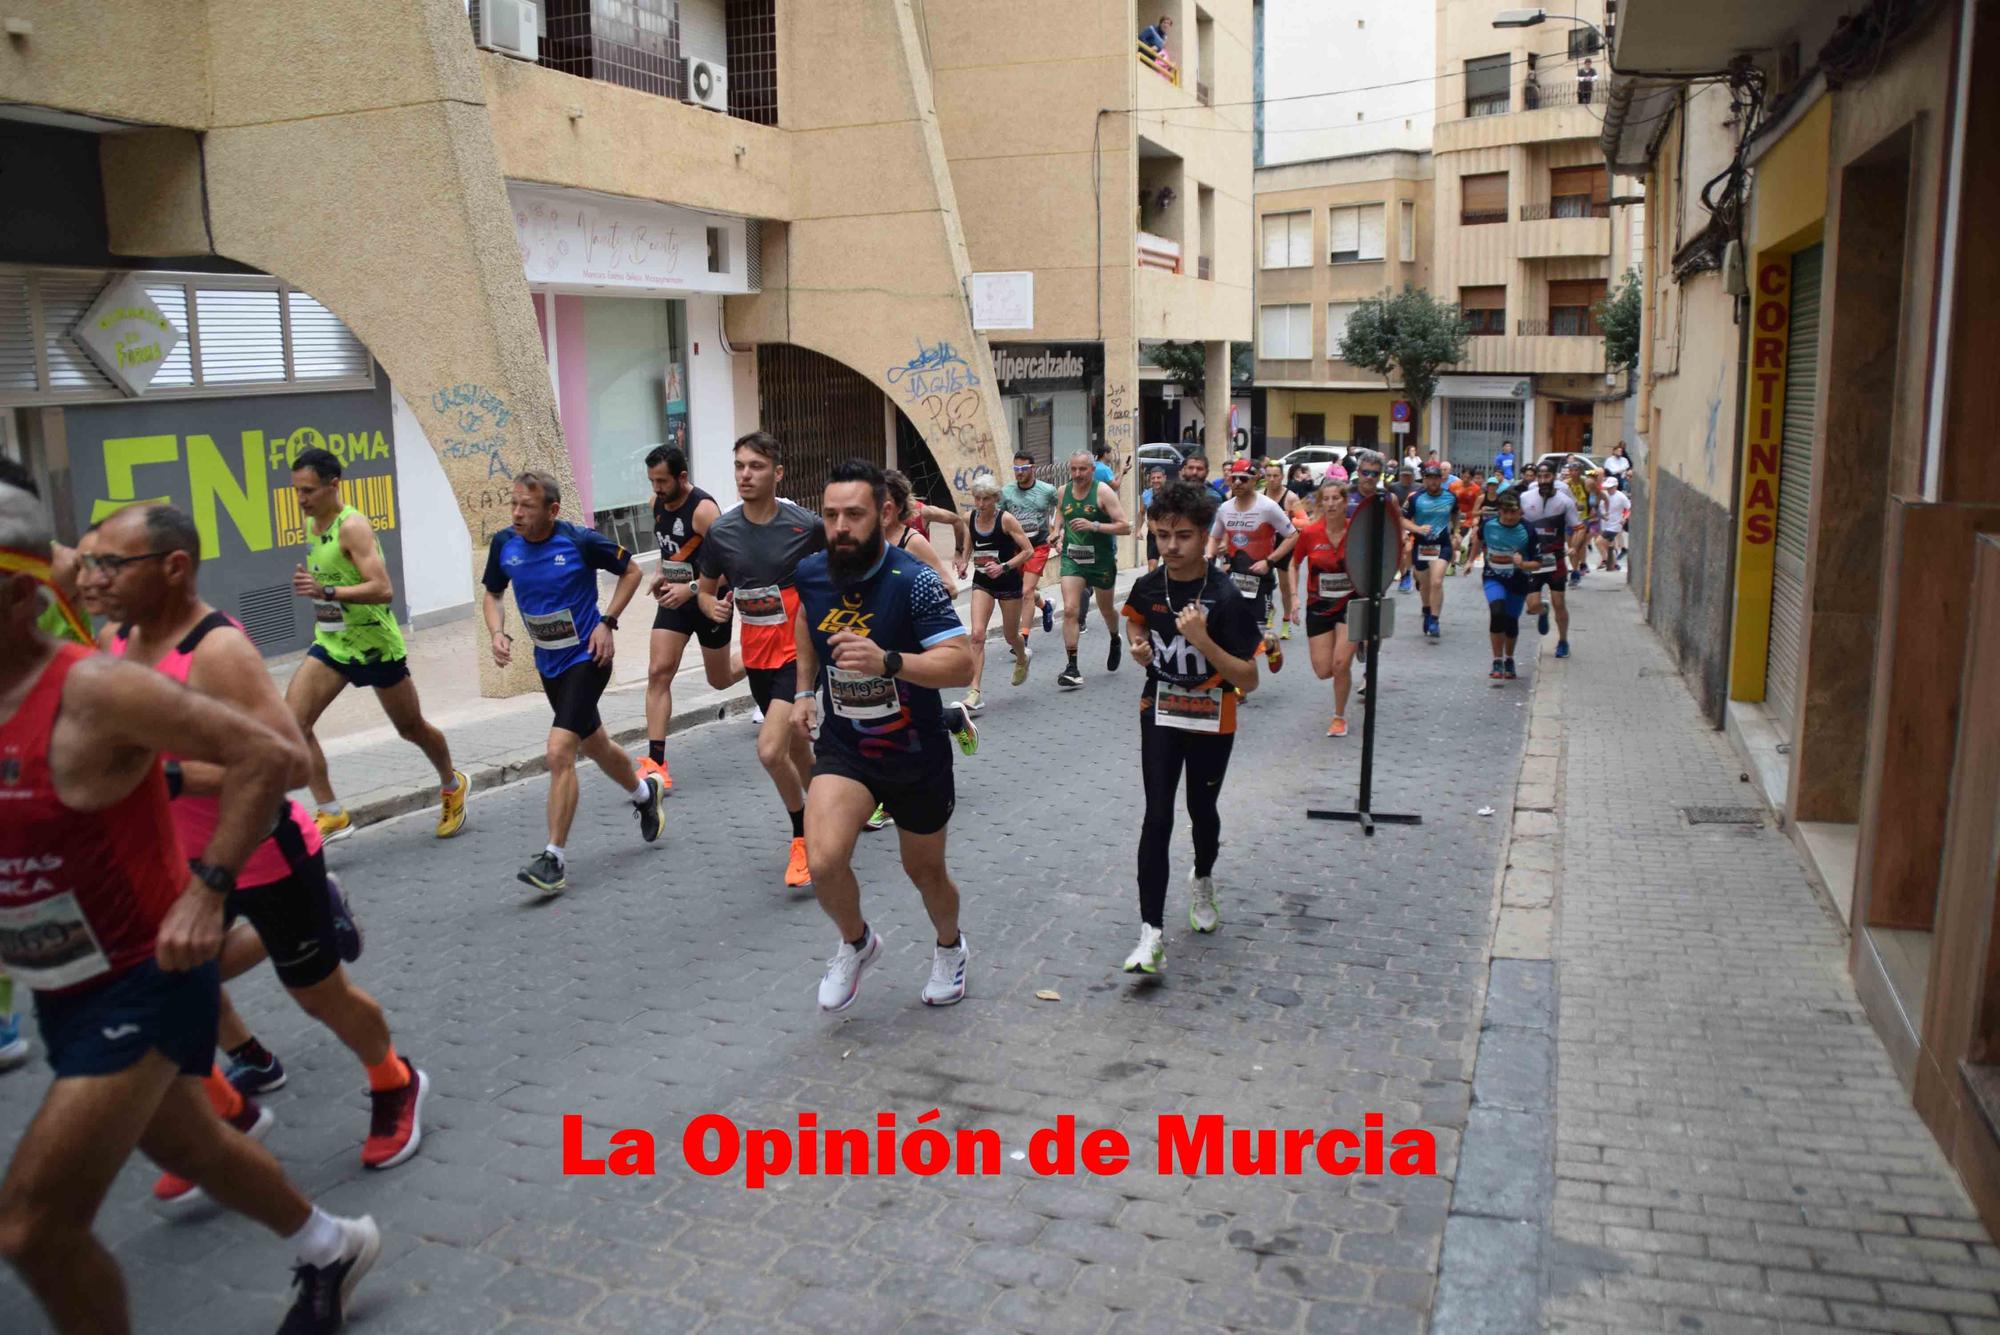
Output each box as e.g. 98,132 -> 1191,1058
1553,412 -> 1585,457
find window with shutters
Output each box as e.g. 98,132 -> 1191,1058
0,266 -> 374,406
1259,304 -> 1312,360
1399,201 -> 1416,262
1548,279 -> 1607,335
1567,27 -> 1602,58
1465,54 -> 1511,118
1327,302 -> 1360,358
1549,165 -> 1610,219
1328,204 -> 1385,263
1461,286 -> 1506,336
1460,171 -> 1509,226
1260,212 -> 1312,269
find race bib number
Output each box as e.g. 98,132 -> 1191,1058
311,598 -> 346,626
659,559 -> 695,584
972,545 -> 998,564
0,892 -> 112,991
1316,571 -> 1352,601
735,585 -> 788,627
1532,556 -> 1557,575
1417,543 -> 1440,561
1065,543 -> 1096,565
520,607 -> 580,649
827,667 -> 900,720
1230,571 -> 1262,599
1155,682 -> 1223,733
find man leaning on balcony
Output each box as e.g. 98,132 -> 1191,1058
1139,15 -> 1176,74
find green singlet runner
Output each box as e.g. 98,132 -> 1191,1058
1058,480 -> 1115,590
308,504 -> 406,665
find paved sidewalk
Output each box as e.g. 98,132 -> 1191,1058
1540,582 -> 1999,1334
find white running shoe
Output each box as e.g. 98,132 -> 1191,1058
818,927 -> 883,1012
1189,872 -> 1219,933
922,935 -> 969,1006
1122,924 -> 1165,975
752,704 -> 766,725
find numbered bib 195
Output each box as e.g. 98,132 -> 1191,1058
828,667 -> 901,720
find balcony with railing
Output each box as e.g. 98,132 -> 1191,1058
1519,80 -> 1601,112
1519,309 -> 1602,337
1515,202 -> 1614,259
1137,38 -> 1181,87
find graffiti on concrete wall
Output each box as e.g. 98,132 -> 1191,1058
431,383 -> 515,483
887,339 -> 982,404
1105,382 -> 1133,446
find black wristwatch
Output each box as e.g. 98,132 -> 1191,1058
188,859 -> 236,897
320,583 -> 337,602
881,650 -> 904,679
600,614 -> 620,630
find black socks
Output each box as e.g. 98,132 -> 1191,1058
789,806 -> 805,839
648,739 -> 665,765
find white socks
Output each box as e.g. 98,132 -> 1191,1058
544,843 -> 566,867
290,1206 -> 344,1266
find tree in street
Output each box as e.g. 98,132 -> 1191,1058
1335,287 -> 1469,449
1595,269 -> 1643,380
1145,341 -> 1253,404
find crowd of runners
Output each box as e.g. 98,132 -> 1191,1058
0,426 -> 1620,1331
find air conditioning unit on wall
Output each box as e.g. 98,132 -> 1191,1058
478,0 -> 539,62
684,55 -> 729,112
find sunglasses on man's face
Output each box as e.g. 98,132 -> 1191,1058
1357,469 -> 1382,479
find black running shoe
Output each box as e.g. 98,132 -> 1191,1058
1041,599 -> 1054,634
1107,634 -> 1121,672
278,1215 -> 381,1335
1504,657 -> 1518,679
635,774 -> 665,843
1489,658 -> 1505,680
326,873 -> 362,963
226,1052 -> 287,1098
1057,665 -> 1083,690
517,851 -> 566,895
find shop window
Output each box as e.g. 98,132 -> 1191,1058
1329,204 -> 1385,263
1461,286 -> 1506,336
580,297 -> 688,537
1460,171 -> 1509,226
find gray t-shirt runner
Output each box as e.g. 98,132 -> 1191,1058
998,480 -> 1059,546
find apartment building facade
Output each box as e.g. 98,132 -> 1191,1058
1605,0 -> 2000,1233
0,0 -> 1250,691
1429,0 -> 1633,473
1252,151 -> 1434,456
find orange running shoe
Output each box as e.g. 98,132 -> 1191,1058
1327,716 -> 1348,738
784,836 -> 812,888
638,755 -> 672,792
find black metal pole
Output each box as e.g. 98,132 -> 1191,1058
1356,592 -> 1381,815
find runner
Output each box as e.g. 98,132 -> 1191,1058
1598,473 -> 1632,571
1119,481 -> 1263,973
1293,476 -> 1359,737
1208,460 -> 1296,675
883,469 -> 960,598
482,472 -> 665,895
1565,459 -> 1595,584
960,474 -> 1035,707
788,460 -> 976,1011
641,446 -> 743,791
1259,459 -> 1301,640
1461,487 -> 1535,681
1053,451 -> 1132,689
1519,460 -> 1582,658
0,484 -> 382,1334
696,433 -> 825,887
1450,466 -> 1486,569
1139,465 -> 1170,572
1390,462 -> 1419,593
1180,452 -> 1228,500
1408,463 -> 1460,640
997,452 -> 1060,646
96,504 -> 429,1184
283,447 -> 466,844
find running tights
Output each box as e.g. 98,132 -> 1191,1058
1488,605 -> 1520,637
1137,708 -> 1236,928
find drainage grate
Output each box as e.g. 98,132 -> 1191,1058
1683,805 -> 1766,826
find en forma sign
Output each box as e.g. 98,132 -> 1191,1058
1729,255 -> 1792,699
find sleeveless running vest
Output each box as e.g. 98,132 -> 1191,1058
652,485 -> 715,585
0,644 -> 183,994
306,504 -> 406,664
112,612 -> 323,888
1059,481 -> 1114,569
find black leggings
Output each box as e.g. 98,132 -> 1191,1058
1488,606 -> 1521,637
1137,707 -> 1236,928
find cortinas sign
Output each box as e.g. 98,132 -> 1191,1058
73,275 -> 183,397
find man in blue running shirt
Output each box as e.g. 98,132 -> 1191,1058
1408,464 -> 1460,639
482,472 -> 665,896
1461,489 -> 1534,682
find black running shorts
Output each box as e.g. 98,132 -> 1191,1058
35,959 -> 220,1079
1306,604 -> 1348,638
225,848 -> 344,990
541,660 -> 614,737
813,744 -> 956,836
746,662 -> 799,713
652,597 -> 732,650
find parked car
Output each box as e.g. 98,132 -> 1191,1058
1137,442 -> 1190,477
1279,445 -> 1347,483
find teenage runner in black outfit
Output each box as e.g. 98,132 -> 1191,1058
960,473 -> 1035,710
1119,482 -> 1262,975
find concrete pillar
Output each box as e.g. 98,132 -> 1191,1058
1204,339 -> 1231,460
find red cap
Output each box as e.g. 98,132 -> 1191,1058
1227,459 -> 1255,475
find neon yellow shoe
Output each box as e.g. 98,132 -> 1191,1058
314,808 -> 352,842
435,770 -> 469,839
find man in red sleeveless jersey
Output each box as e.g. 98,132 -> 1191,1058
0,483 -> 382,1334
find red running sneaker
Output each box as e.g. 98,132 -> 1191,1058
362,1059 -> 429,1170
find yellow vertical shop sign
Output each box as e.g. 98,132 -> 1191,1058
1728,255 -> 1792,698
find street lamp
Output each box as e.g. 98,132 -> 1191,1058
1493,7 -> 1606,43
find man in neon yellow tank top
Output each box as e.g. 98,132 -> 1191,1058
285,447 -> 467,840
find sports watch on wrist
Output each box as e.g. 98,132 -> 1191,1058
881,650 -> 904,679
188,859 -> 236,897
320,583 -> 336,602
601,614 -> 620,630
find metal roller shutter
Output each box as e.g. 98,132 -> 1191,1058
1765,243 -> 1821,728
